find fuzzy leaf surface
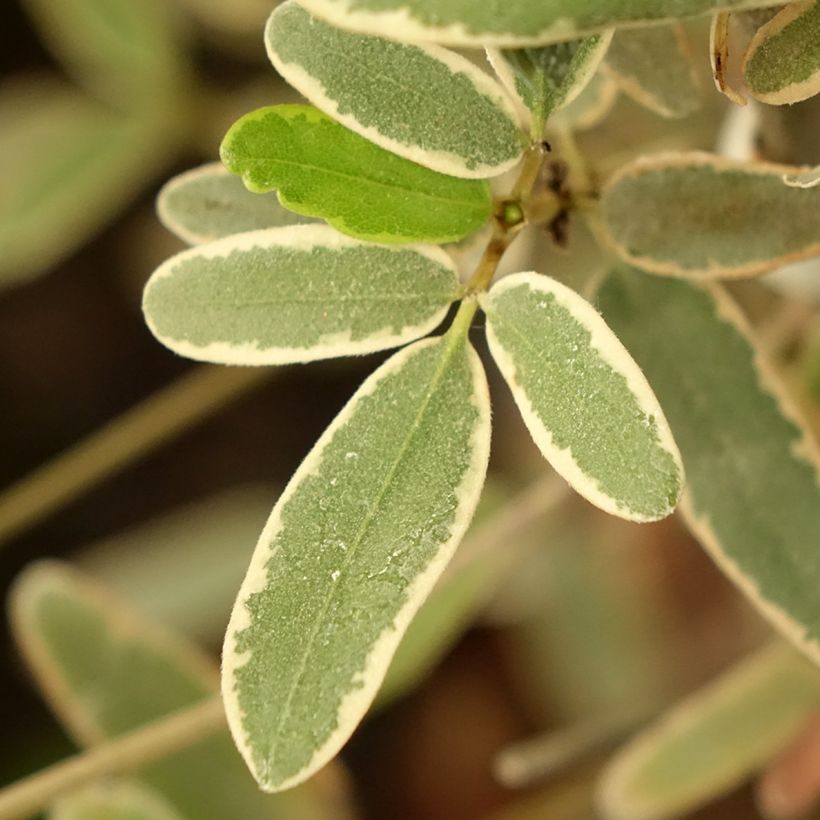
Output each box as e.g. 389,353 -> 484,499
599,268 -> 820,663
743,0 -> 820,104
157,163 -> 316,246
222,335 -> 491,791
265,1 -> 523,178
480,272 -> 683,522
599,644 -> 820,820
143,224 -> 461,365
221,105 -> 492,243
602,153 -> 820,278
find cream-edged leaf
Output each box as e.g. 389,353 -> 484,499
598,268 -> 820,664
49,780 -> 185,820
601,152 -> 820,278
297,0 -> 784,48
604,24 -> 700,119
551,72 -> 620,130
598,644 -> 820,820
222,333 -> 491,791
743,0 -> 820,104
9,562 -> 345,820
157,163 -> 316,246
142,225 -> 462,365
220,105 -> 493,243
265,1 -> 523,178
479,272 -> 683,523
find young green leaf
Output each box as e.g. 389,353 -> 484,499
297,0 -> 783,47
603,24 -> 700,119
598,644 -> 820,820
49,780 -> 185,820
20,0 -> 185,107
143,224 -> 462,365
265,1 -> 523,178
479,272 -> 683,523
157,163 -> 316,246
10,562 -> 344,820
220,105 -> 493,244
222,333 -> 491,791
602,153 -> 820,278
486,33 -> 612,133
743,0 -> 820,105
598,268 -> 820,664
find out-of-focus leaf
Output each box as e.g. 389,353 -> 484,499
598,268 -> 820,665
551,73 -> 619,130
743,0 -> 820,105
601,152 -> 820,278
265,2 -> 523,178
710,13 -> 748,105
598,644 -> 820,820
49,780 -> 185,820
10,562 -> 350,820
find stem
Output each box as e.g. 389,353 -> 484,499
0,697 -> 226,820
0,366 -> 272,547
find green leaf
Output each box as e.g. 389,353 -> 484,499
221,105 -> 493,244
598,269 -> 820,664
265,1 -> 523,178
222,333 -> 491,791
551,72 -> 619,130
10,562 -> 345,820
157,163 -> 317,246
601,153 -> 820,278
486,33 -> 612,133
479,272 -> 683,523
20,0 -> 185,107
298,0 -> 783,47
143,224 -> 462,365
49,780 -> 185,820
598,644 -> 820,820
743,0 -> 820,105
0,81 -> 166,287
604,24 -> 700,119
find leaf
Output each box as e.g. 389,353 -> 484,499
10,562 -> 346,820
597,268 -> 820,664
265,1 -> 523,178
743,0 -> 820,105
143,224 -> 462,365
598,644 -> 820,820
0,81 -> 167,287
601,152 -> 820,278
157,163 -> 317,246
710,13 -> 748,105
222,333 -> 491,791
220,105 -> 493,244
486,33 -> 612,133
551,72 -> 619,131
297,0 -> 784,47
604,24 -> 700,119
49,780 -> 185,820
479,271 -> 683,523
20,0 -> 185,107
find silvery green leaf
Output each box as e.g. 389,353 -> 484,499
604,24 -> 700,119
220,105 -> 493,243
601,152 -> 820,278
265,1 -> 523,178
479,272 -> 683,523
222,334 -> 491,791
298,0 -> 783,47
157,163 -> 316,246
598,644 -> 820,820
598,268 -> 820,665
49,780 -> 185,820
551,72 -> 619,130
10,562 -> 346,820
143,225 -> 462,365
743,0 -> 820,104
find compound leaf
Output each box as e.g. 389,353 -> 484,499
221,105 -> 493,244
143,224 -> 462,365
602,152 -> 820,278
479,272 -> 683,523
265,1 -> 523,178
222,333 -> 491,791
